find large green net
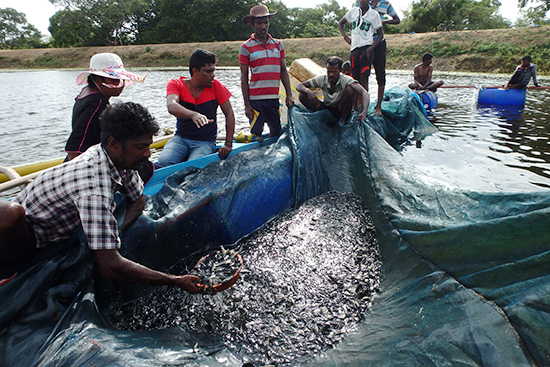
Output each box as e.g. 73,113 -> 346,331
1,87 -> 547,366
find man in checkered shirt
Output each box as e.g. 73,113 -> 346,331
0,102 -> 200,293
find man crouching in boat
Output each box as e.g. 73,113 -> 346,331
296,56 -> 370,127
0,102 -> 201,293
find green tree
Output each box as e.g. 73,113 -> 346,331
48,0 -> 148,46
289,0 -> 347,38
0,7 -> 45,49
403,0 -> 509,33
137,0 -> 292,44
520,0 -> 550,12
518,0 -> 550,26
137,0 -> 255,44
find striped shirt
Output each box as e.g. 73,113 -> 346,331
370,0 -> 397,41
239,33 -> 285,100
14,144 -> 143,250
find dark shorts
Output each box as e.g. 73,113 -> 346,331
372,39 -> 387,86
320,103 -> 342,119
351,44 -> 374,81
249,99 -> 281,136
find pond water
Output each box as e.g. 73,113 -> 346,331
0,68 -> 549,193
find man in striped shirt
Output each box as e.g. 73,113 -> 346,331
0,102 -> 201,293
239,4 -> 294,139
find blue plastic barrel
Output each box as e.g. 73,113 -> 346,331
415,91 -> 438,110
410,91 -> 427,117
476,88 -> 526,106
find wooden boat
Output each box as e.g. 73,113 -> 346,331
476,87 -> 527,106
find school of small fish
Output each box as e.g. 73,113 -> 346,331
193,246 -> 242,292
109,191 -> 381,366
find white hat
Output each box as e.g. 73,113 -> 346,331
76,53 -> 145,86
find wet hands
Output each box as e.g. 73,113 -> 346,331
192,112 -> 213,128
218,142 -> 232,160
175,274 -> 202,294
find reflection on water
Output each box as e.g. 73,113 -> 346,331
397,73 -> 550,192
0,69 -> 549,192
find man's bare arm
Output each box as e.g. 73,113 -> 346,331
121,195 -> 145,232
94,249 -> 201,293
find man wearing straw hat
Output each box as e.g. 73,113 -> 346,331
239,4 -> 294,140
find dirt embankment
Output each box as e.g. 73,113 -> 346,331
1,25 -> 549,74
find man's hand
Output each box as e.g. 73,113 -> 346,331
192,112 -> 212,128
343,34 -> 351,45
174,274 -> 202,293
358,109 -> 367,121
286,95 -> 294,107
306,90 -> 321,109
218,142 -> 232,160
244,103 -> 254,120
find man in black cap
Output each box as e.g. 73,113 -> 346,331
505,55 -> 540,89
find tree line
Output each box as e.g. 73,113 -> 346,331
0,0 -> 549,49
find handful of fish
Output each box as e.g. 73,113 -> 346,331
193,246 -> 243,293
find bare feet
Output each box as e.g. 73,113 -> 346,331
375,103 -> 382,116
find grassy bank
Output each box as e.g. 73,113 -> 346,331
1,25 -> 549,75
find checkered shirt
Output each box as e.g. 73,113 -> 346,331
14,144 -> 143,250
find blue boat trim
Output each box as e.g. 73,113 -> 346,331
143,135 -> 277,196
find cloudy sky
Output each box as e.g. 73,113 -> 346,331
0,0 -> 524,37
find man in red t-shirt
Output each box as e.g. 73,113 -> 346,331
158,49 -> 236,167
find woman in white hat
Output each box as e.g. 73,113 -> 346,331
65,53 -> 145,162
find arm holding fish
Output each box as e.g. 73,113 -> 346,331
218,99 -> 235,160
167,93 -> 212,128
94,249 -> 201,293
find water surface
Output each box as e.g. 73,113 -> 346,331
1,69 -> 549,192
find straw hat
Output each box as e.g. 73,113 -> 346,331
76,53 -> 145,86
243,4 -> 277,24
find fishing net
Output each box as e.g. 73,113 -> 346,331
2,86 -> 548,366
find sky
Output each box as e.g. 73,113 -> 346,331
0,0 -> 524,37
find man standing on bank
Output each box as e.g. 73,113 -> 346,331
296,56 -> 370,126
0,102 -> 201,293
338,0 -> 383,116
158,49 -> 235,167
239,4 -> 294,140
